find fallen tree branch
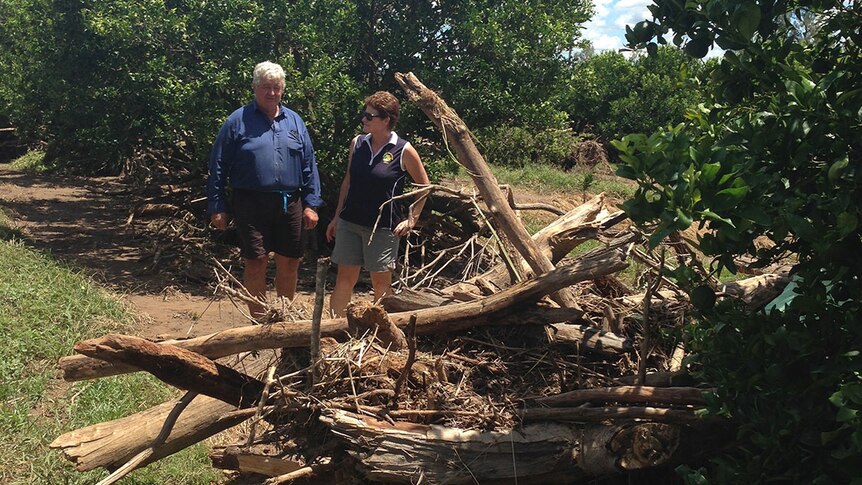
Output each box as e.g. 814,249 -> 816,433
395,71 -> 581,309
61,246 -> 629,381
74,334 -> 264,407
536,386 -> 708,407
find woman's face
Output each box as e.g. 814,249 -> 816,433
361,104 -> 389,133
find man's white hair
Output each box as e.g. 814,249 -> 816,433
252,61 -> 285,88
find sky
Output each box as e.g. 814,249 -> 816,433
582,0 -> 652,53
581,0 -> 725,58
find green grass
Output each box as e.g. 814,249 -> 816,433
488,163 -> 636,202
8,149 -> 47,172
0,210 -> 221,484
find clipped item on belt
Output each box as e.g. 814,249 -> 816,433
280,190 -> 299,214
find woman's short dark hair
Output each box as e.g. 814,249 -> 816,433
364,91 -> 400,130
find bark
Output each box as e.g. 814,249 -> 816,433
61,247 -> 629,381
74,334 -> 265,408
536,386 -> 707,407
549,323 -> 632,354
320,409 -> 684,484
721,272 -> 791,309
50,396 -> 253,472
210,445 -> 305,477
51,352 -> 276,472
395,71 -> 580,309
518,406 -> 703,424
347,300 -> 408,350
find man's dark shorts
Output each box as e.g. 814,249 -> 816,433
232,189 -> 303,259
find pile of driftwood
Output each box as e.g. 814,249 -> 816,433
50,74 -> 789,484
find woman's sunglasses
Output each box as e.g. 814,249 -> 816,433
361,110 -> 388,121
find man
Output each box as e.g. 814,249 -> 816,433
207,61 -> 322,319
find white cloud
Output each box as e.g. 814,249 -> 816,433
583,0 -> 652,52
582,0 -> 728,59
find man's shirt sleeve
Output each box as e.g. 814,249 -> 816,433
299,120 -> 324,208
207,119 -> 234,214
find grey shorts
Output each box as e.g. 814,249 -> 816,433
331,218 -> 399,272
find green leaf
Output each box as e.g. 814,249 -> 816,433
691,285 -> 717,310
616,164 -> 639,180
700,162 -> 721,184
734,3 -> 762,40
675,207 -> 693,229
828,155 -> 850,184
837,212 -> 858,238
684,38 -> 710,59
699,209 -> 736,227
714,186 -> 749,208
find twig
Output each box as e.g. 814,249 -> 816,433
246,366 -> 277,447
392,314 -> 418,406
95,392 -> 198,485
310,257 -> 330,386
638,246 -> 666,385
469,197 -> 522,283
264,457 -> 332,485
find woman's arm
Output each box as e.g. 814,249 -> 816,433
326,136 -> 360,242
393,143 -> 430,237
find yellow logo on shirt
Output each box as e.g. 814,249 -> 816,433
382,152 -> 393,164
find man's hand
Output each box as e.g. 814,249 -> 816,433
210,212 -> 228,231
302,207 -> 319,230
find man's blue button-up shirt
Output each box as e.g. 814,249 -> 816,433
207,101 -> 323,214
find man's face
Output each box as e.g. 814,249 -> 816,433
254,79 -> 284,113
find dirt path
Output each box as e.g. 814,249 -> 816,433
0,164 -> 309,339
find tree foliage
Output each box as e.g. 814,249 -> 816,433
0,0 -> 592,191
617,0 -> 861,482
561,47 -> 711,141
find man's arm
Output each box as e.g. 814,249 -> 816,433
207,120 -> 236,226
298,120 -> 323,209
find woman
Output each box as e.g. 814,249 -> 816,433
326,91 -> 430,317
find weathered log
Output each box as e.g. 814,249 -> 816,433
721,272 -> 791,308
537,386 -> 707,407
50,353 -> 276,472
347,300 -> 408,350
210,445 -> 305,477
50,396 -> 254,472
452,197 -> 622,295
61,247 -> 629,381
519,406 -> 703,424
321,409 -> 684,484
395,71 -> 580,309
549,323 -> 632,354
615,272 -> 792,313
74,334 -> 265,407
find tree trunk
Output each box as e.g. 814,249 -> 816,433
50,397 -> 254,471
49,352 -> 277,472
210,445 -> 306,477
74,334 -> 265,408
320,409 -> 687,484
395,71 -> 580,309
61,247 -> 629,381
536,386 -> 707,407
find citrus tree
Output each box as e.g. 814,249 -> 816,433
616,0 -> 861,481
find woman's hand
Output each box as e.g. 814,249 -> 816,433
392,218 -> 414,237
326,219 -> 338,242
